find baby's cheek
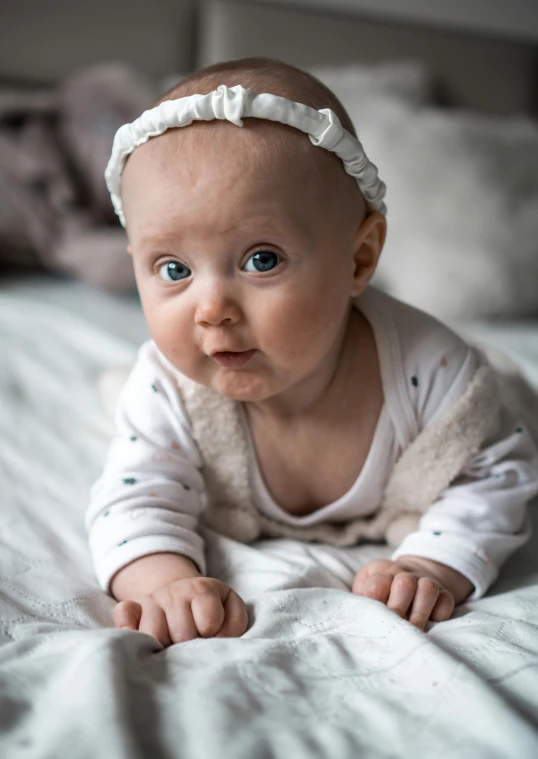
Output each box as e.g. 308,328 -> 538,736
260,288 -> 346,362
256,298 -> 307,356
146,300 -> 197,370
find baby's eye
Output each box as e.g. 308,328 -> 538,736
158,261 -> 191,282
243,250 -> 280,273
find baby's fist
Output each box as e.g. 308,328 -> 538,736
114,577 -> 249,647
352,559 -> 456,631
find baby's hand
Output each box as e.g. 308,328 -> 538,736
351,557 -> 473,631
113,577 -> 249,647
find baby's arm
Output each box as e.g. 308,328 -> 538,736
85,341 -> 208,592
387,399 -> 537,610
86,341 -> 248,645
354,325 -> 538,629
353,398 -> 537,629
110,551 -> 202,600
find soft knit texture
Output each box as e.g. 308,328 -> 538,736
176,362 -> 498,547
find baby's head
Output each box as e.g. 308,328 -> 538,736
117,57 -> 386,404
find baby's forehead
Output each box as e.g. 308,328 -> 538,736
142,118 -> 306,162
122,111 -> 366,229
126,117 -> 345,196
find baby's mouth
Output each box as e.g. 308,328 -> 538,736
211,350 -> 256,368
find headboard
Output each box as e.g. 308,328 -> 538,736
0,0 -> 537,116
196,0 -> 538,115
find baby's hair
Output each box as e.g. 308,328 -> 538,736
154,57 -> 358,138
147,57 -> 365,216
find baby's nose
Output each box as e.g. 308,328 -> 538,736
194,285 -> 242,328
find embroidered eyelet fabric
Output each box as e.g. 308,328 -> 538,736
105,84 -> 387,227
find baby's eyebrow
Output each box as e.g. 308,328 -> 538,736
133,242 -> 166,258
136,215 -> 297,251
135,232 -> 182,254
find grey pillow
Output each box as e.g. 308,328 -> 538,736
344,98 -> 538,319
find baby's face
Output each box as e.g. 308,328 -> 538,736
122,122 -> 375,404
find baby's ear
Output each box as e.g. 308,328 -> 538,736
126,244 -> 133,255
351,212 -> 386,295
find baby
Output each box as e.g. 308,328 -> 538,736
86,57 -> 538,648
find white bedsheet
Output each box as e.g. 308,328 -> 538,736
1,276 -> 538,758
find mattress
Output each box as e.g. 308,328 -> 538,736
1,275 -> 537,758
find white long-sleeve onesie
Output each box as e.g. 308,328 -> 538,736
85,287 -> 538,600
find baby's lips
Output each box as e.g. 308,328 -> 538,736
212,349 -> 256,368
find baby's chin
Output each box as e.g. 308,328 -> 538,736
208,369 -> 273,402
166,355 -> 279,402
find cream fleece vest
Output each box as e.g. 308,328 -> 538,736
174,361 -> 500,548
99,331 -> 538,551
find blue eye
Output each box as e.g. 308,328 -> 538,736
158,261 -> 191,282
243,250 -> 280,273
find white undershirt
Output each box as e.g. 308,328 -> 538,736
85,287 -> 538,600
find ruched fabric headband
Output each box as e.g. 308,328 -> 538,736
105,84 -> 387,227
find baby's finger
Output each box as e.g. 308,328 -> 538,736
214,589 -> 249,638
408,577 -> 441,631
165,598 -> 200,644
387,573 -> 418,619
138,599 -> 173,647
114,600 -> 142,630
360,573 -> 393,604
430,589 -> 455,623
191,590 -> 226,638
352,561 -> 397,594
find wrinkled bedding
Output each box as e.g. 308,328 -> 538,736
1,276 -> 538,758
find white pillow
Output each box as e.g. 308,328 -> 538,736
345,98 -> 538,319
310,61 -> 434,109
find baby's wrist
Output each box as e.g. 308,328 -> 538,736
395,555 -> 474,604
110,552 -> 201,601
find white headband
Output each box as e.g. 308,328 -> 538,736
105,84 -> 387,227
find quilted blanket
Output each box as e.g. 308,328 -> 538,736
1,277 -> 537,758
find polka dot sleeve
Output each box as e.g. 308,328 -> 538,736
84,341 -> 208,595
390,307 -> 538,599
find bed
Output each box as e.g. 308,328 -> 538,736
2,1 -> 538,756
